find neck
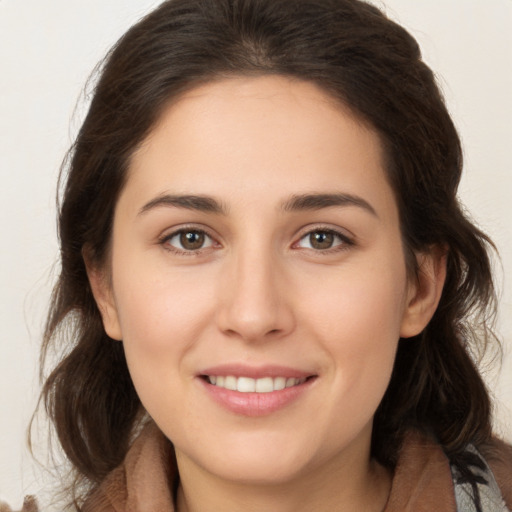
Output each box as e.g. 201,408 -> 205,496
175,438 -> 391,512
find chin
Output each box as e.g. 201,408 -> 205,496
203,451 -> 313,485
175,427 -> 336,486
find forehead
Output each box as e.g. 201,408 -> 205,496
124,76 -> 397,222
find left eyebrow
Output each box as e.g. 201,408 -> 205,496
281,193 -> 378,217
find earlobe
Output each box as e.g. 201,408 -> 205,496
400,247 -> 447,339
84,255 -> 123,341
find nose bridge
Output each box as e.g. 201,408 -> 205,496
216,236 -> 294,341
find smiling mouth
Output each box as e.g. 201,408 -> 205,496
203,375 -> 312,393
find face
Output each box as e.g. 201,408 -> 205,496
91,76 -> 440,486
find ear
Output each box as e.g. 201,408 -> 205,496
400,246 -> 447,338
84,254 -> 123,341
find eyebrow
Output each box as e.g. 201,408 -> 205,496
282,193 -> 378,217
138,192 -> 377,217
138,194 -> 228,216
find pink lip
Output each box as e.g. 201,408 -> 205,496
197,364 -> 317,417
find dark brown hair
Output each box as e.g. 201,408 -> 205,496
37,0 -> 498,506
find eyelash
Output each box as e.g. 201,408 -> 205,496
159,226 -> 217,256
158,226 -> 355,256
293,227 -> 355,254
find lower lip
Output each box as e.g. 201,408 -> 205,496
199,378 -> 315,417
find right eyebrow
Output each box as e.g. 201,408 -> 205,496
138,194 -> 228,216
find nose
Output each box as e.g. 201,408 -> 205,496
216,249 -> 295,343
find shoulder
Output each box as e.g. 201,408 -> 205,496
387,430 -> 511,512
450,437 -> 512,512
480,437 -> 512,509
81,469 -> 128,512
0,497 -> 39,512
82,420 -> 175,512
386,430 -> 458,511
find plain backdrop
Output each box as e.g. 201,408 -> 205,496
1,0 -> 511,508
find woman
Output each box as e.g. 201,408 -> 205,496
28,0 -> 512,510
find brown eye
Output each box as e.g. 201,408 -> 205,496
309,231 -> 334,250
164,229 -> 213,252
296,229 -> 350,251
180,231 -> 205,250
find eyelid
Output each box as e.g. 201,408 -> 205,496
292,225 -> 355,251
158,224 -> 221,255
157,223 -> 354,255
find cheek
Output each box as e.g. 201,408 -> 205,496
113,259 -> 215,344
112,270 -> 216,428
304,258 -> 407,345
110,258 -> 218,401
300,255 -> 407,403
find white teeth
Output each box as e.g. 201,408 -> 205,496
225,375 -> 237,391
237,377 -> 256,392
274,377 -> 286,391
286,377 -> 296,388
207,375 -> 307,393
255,377 -> 273,393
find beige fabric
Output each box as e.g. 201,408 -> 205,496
383,431 -> 457,512
83,422 -> 175,512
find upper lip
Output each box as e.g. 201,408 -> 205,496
198,363 -> 316,379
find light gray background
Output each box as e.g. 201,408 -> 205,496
1,0 -> 511,508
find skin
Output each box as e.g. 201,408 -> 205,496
89,76 -> 446,512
